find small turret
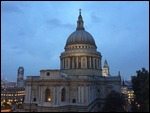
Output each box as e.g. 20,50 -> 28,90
102,59 -> 110,76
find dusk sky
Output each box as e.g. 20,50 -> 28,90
1,1 -> 149,82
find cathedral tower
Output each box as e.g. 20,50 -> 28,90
102,59 -> 110,76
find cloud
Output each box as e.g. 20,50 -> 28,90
1,2 -> 23,14
46,18 -> 75,30
91,13 -> 101,23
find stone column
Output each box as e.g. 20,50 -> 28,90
91,57 -> 93,69
78,56 -> 81,69
64,58 -> 66,69
68,57 -> 70,69
76,57 -> 78,68
89,85 -> 91,103
81,86 -> 84,103
94,58 -> 96,69
65,58 -> 67,69
89,57 -> 91,69
86,85 -> 88,104
81,57 -> 83,68
84,85 -> 86,103
72,57 -> 74,69
97,59 -> 99,69
74,57 -> 76,69
85,57 -> 87,68
87,56 -> 89,69
62,59 -> 63,69
70,57 -> 72,69
80,86 -> 82,104
28,86 -> 31,102
91,85 -> 92,102
57,87 -> 59,104
52,87 -> 55,105
78,86 -> 80,103
40,86 -> 43,103
38,86 -> 41,104
86,57 -> 88,69
62,59 -> 64,69
96,58 -> 98,69
55,86 -> 57,105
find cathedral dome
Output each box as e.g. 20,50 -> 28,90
65,9 -> 96,47
66,30 -> 96,46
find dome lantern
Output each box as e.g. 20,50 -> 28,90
76,9 -> 85,30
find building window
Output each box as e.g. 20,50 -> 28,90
72,98 -> 76,103
47,72 -> 50,76
45,88 -> 51,102
61,88 -> 66,102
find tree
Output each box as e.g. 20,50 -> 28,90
131,68 -> 149,112
102,90 -> 126,112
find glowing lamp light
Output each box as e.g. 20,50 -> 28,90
48,98 -> 51,102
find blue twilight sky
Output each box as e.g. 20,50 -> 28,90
1,1 -> 149,82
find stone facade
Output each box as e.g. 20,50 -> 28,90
23,10 -> 121,112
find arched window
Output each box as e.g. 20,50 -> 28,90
61,88 -> 66,102
45,88 -> 51,102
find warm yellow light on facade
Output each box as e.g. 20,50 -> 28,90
48,98 -> 51,102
